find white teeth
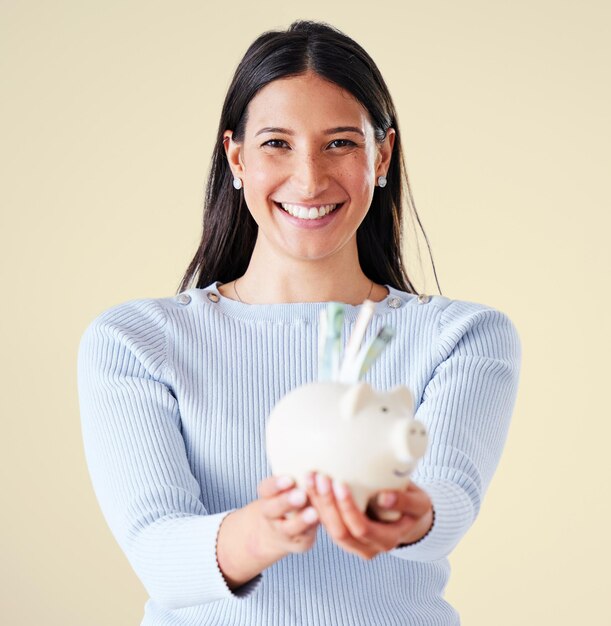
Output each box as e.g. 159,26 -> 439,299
280,202 -> 338,220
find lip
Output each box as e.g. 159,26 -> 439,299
275,201 -> 344,208
274,201 -> 344,228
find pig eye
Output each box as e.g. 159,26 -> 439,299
409,426 -> 417,434
381,406 -> 388,412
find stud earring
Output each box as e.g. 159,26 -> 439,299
233,177 -> 243,190
377,175 -> 387,188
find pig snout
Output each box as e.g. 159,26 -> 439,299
407,420 -> 428,458
392,418 -> 428,466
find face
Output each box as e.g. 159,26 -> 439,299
223,71 -> 395,262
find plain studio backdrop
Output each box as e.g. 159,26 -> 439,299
1,1 -> 609,624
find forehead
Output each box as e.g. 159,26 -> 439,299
245,73 -> 372,132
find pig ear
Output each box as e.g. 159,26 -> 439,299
389,385 -> 414,414
340,381 -> 374,421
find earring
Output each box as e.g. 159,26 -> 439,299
377,175 -> 387,188
233,177 -> 243,190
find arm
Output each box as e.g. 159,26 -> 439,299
389,301 -> 522,561
77,299 -> 263,609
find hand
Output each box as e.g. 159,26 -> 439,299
304,471 -> 434,560
246,475 -> 321,562
217,475 -> 321,590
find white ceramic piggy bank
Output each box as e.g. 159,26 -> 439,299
266,379 -> 428,521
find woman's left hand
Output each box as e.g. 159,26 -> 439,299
304,471 -> 434,560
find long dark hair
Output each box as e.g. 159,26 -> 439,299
177,20 -> 441,296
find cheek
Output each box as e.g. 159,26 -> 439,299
342,154 -> 375,191
242,160 -> 280,211
251,156 -> 285,184
242,149 -> 278,185
342,166 -> 375,197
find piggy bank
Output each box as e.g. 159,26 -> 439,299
265,379 -> 428,521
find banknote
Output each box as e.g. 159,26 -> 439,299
318,302 -> 345,381
344,325 -> 395,383
338,299 -> 376,383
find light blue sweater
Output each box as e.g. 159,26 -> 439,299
77,280 -> 521,625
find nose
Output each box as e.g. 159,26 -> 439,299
291,151 -> 329,199
407,420 -> 428,459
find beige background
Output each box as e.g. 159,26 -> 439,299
1,1 -> 609,624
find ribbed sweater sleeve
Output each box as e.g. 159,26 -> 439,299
390,301 -> 522,561
76,299 -> 262,610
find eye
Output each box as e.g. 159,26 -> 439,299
329,139 -> 355,148
261,139 -> 289,149
381,406 -> 388,413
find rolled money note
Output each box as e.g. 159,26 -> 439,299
345,325 -> 395,383
338,299 -> 376,384
318,303 -> 345,381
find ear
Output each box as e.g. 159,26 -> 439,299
388,385 -> 414,414
375,127 -> 396,179
222,130 -> 246,179
340,381 -> 374,421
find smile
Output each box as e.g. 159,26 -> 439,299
392,468 -> 411,477
275,201 -> 343,220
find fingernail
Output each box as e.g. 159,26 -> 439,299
316,473 -> 331,495
302,507 -> 318,523
304,472 -> 315,489
288,488 -> 306,506
276,476 -> 294,490
333,479 -> 349,501
377,492 -> 397,508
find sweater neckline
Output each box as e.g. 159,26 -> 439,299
193,280 -> 416,323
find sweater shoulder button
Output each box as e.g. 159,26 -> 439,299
207,292 -> 220,303
176,292 -> 192,305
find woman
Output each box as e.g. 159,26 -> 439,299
78,20 -> 521,625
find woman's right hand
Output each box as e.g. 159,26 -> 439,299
248,475 -> 320,560
216,475 -> 320,589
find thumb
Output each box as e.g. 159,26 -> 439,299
257,475 -> 295,498
365,492 -> 400,522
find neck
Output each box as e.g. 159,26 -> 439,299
232,238 -> 382,305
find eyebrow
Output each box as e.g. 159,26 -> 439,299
254,126 -> 365,137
